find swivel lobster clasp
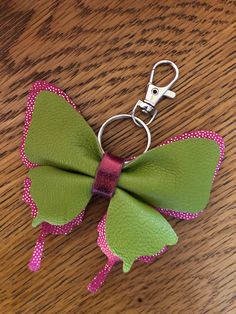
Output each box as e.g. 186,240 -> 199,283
132,60 -> 179,126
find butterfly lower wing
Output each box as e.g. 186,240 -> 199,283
105,188 -> 178,272
27,166 -> 93,226
118,131 -> 224,215
21,81 -> 101,177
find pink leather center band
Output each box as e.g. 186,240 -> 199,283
92,153 -> 124,198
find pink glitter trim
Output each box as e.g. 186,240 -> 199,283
138,246 -> 168,263
28,211 -> 85,272
20,80 -> 79,169
157,208 -> 201,220
156,130 -> 224,220
23,177 -> 38,218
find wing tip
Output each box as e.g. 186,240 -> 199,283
122,260 -> 133,273
32,216 -> 42,227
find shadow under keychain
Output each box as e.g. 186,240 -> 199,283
21,60 -> 224,293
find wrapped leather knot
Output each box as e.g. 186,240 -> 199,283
92,153 -> 124,198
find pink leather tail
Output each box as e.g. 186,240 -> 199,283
28,228 -> 46,272
87,260 -> 116,293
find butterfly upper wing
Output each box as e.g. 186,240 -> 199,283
105,188 -> 178,272
21,81 -> 101,226
118,132 -> 224,215
22,81 -> 101,176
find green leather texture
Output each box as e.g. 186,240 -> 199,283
106,188 -> 178,272
24,89 -> 221,271
29,166 -> 93,226
24,91 -> 101,177
118,138 -> 220,214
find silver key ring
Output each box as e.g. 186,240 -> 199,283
97,114 -> 151,159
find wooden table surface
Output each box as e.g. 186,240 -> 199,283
1,1 -> 235,313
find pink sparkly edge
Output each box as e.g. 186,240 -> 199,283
23,177 -> 38,218
20,81 -> 85,271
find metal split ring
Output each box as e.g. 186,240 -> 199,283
97,114 -> 151,158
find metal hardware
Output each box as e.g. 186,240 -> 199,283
132,60 -> 179,126
97,60 -> 179,157
97,114 -> 151,162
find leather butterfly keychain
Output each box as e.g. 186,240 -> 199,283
21,60 -> 224,293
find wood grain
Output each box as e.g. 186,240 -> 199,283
0,1 -> 235,313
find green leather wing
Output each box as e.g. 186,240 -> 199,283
106,188 -> 178,272
23,89 -> 102,226
118,138 -> 220,214
28,166 -> 93,226
24,91 -> 101,177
